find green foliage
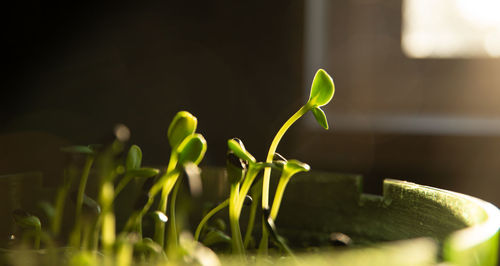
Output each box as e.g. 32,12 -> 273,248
282,159 -> 310,178
167,111 -> 198,149
177,133 -> 207,165
7,69 -> 335,265
227,138 -> 256,163
126,145 -> 142,170
311,106 -> 329,129
307,69 -> 335,108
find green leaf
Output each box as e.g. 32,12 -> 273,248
177,133 -> 207,165
126,145 -> 142,170
202,229 -> 232,246
226,152 -> 246,184
82,194 -> 101,215
12,209 -> 41,230
311,107 -> 329,130
307,69 -> 335,107
134,237 -> 163,255
167,111 -> 198,149
127,167 -> 159,178
227,138 -> 256,163
283,159 -> 310,178
60,145 -> 95,155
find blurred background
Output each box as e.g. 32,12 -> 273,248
2,0 -> 500,207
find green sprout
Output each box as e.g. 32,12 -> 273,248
5,69 -> 334,264
61,145 -> 96,248
12,209 -> 42,249
115,145 -> 159,197
155,111 -> 199,249
259,69 -> 334,252
269,159 -> 310,221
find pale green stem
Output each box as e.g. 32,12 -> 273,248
75,156 -> 94,223
244,178 -> 262,248
262,105 -> 309,209
102,212 -> 116,254
114,173 -> 133,197
122,169 -> 180,236
52,186 -> 68,236
235,166 -> 260,215
153,176 -> 178,246
260,105 -> 309,252
34,224 -> 41,249
101,181 -> 116,255
270,175 -> 291,221
258,221 -> 269,254
194,199 -> 229,241
167,178 -> 182,254
155,152 -> 179,247
71,156 -> 94,247
229,183 -> 245,256
117,242 -> 133,266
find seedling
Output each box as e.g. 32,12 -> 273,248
193,69 -> 334,257
6,69 -> 334,265
12,209 -> 42,249
259,69 -> 334,251
155,111 -> 200,249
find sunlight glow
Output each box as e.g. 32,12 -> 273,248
403,0 -> 500,58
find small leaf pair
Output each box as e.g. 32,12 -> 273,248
307,69 -> 335,130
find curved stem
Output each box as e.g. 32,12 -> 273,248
100,181 -> 116,255
236,166 -> 260,215
270,175 -> 291,221
167,178 -> 182,254
75,156 -> 94,222
262,105 -> 308,209
258,219 -> 269,254
155,151 -> 179,247
114,173 -> 132,197
194,199 -> 229,241
52,186 -> 68,236
70,156 -> 94,248
229,183 -> 245,255
244,178 -> 262,248
260,105 -> 308,253
34,225 -> 41,249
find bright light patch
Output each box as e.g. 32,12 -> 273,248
403,0 -> 500,58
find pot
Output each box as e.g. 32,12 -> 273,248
1,168 -> 499,266
198,168 -> 500,266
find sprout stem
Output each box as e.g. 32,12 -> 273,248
229,183 -> 245,255
260,105 -> 309,252
71,155 -> 94,247
269,175 -> 291,221
235,166 -> 260,215
262,105 -> 308,210
155,151 -> 179,247
52,182 -> 70,236
194,199 -> 229,241
114,173 -> 132,197
167,178 -> 182,254
34,224 -> 41,249
244,178 -> 262,248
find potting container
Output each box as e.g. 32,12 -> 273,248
199,168 -> 500,266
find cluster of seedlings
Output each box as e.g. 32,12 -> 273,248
7,69 -> 335,265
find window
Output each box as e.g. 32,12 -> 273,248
403,0 -> 500,58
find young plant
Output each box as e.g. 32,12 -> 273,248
269,159 -> 310,221
114,144 -> 159,197
12,209 -> 42,249
122,128 -> 207,255
259,69 -> 334,252
155,111 -> 198,249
